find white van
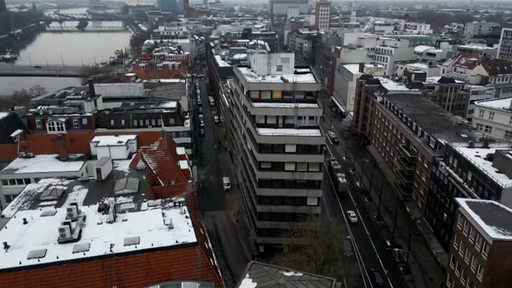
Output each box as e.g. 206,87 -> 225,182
222,177 -> 231,191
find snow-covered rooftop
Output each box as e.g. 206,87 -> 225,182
0,198 -> 195,270
238,67 -> 317,84
475,97 -> 512,111
377,77 -> 411,91
0,155 -> 84,175
454,147 -> 512,188
0,112 -> 9,119
257,128 -> 321,137
252,103 -> 319,109
0,158 -> 197,270
214,55 -> 231,67
414,45 -> 435,53
457,198 -> 512,240
90,135 -> 137,146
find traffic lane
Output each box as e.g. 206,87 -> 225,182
344,169 -> 405,288
197,81 -> 224,212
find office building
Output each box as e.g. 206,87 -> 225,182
498,28 -> 512,61
315,1 -> 331,31
227,53 -> 324,252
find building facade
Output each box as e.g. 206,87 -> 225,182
445,198 -> 512,288
498,28 -> 512,61
472,97 -> 512,142
425,146 -> 512,254
315,1 -> 331,31
227,53 -> 324,252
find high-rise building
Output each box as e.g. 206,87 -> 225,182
498,28 -> 512,61
315,1 -> 331,31
227,53 -> 324,252
0,0 -> 5,12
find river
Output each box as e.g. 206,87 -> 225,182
0,8 -> 132,97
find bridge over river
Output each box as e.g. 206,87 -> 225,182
0,64 -> 92,77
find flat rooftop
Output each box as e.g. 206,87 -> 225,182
238,67 -> 318,84
91,134 -> 137,146
457,198 -> 512,240
475,97 -> 512,111
453,147 -> 512,189
385,93 -> 474,144
0,159 -> 196,271
238,261 -> 336,288
0,154 -> 84,176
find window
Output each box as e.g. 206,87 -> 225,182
449,255 -> 455,268
47,121 -> 65,133
469,227 -> 476,243
35,118 -> 42,128
470,255 -> 477,272
464,248 -> 470,264
477,264 -> 484,281
482,241 -> 489,258
285,162 -> 295,171
455,261 -> 461,276
110,119 -> 115,126
476,123 -> 483,131
276,65 -> 283,72
453,233 -> 459,249
260,162 -> 272,169
475,235 -> 482,251
478,109 -> 485,118
459,241 -> 464,256
488,111 -> 494,120
73,118 -> 79,128
297,163 -> 308,171
457,214 -> 463,228
121,119 -> 125,126
463,220 -> 469,235
505,131 -> 512,138
309,163 -> 320,171
461,269 -> 467,285
484,125 -> 492,133
261,91 -> 271,100
82,118 -> 87,125
285,144 -> 296,153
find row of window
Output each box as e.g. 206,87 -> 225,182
1,178 -> 32,186
257,179 -> 321,189
247,90 -> 316,101
257,212 -> 313,222
257,196 -> 317,207
258,143 -> 323,154
254,114 -> 318,128
448,255 -> 484,287
258,161 -> 321,172
35,118 -> 88,129
456,215 -> 490,259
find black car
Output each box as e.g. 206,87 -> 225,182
367,268 -> 385,287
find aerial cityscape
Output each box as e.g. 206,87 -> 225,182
1,0 -> 512,287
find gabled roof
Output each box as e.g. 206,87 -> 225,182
481,59 -> 512,76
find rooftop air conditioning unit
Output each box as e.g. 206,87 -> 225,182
58,222 -> 72,240
66,204 -> 79,219
18,152 -> 26,158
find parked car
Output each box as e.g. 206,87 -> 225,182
213,115 -> 220,124
199,119 -> 205,128
347,210 -> 358,223
327,130 -> 339,144
222,177 -> 231,191
367,268 -> 385,287
199,128 -> 205,137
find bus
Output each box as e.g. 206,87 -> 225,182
327,158 -> 348,198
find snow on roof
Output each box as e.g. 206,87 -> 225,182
475,97 -> 512,111
407,62 -> 429,70
1,155 -> 84,175
414,45 -> 434,53
257,128 -> 321,137
0,199 -> 195,270
252,102 -> 319,109
377,77 -> 411,91
238,67 -> 317,84
456,198 -> 512,240
453,147 -> 512,188
0,112 -> 9,119
344,64 -> 362,74
159,101 -> 178,108
214,55 -> 231,67
91,135 -> 137,146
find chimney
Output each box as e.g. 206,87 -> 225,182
88,79 -> 96,99
359,63 -> 365,73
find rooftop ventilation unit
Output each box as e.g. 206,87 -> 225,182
58,221 -> 72,241
66,202 -> 80,220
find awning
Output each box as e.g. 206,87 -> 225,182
330,96 -> 346,113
